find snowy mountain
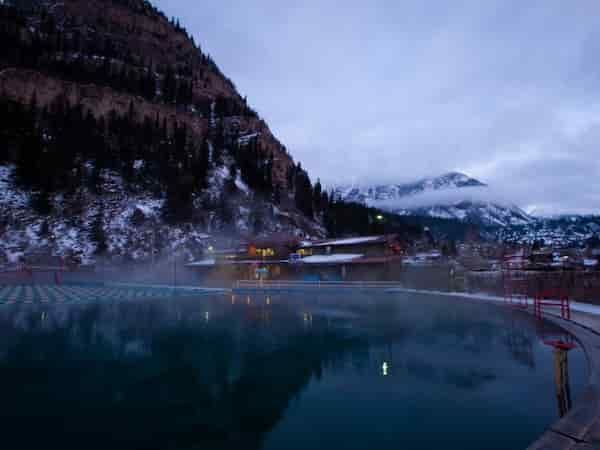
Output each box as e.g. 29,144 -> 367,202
0,0 -> 327,264
337,172 -> 486,204
335,172 -> 534,228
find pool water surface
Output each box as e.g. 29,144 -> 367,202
0,292 -> 587,449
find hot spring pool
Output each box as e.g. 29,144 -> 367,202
0,291 -> 587,449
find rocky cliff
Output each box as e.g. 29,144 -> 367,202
0,0 -> 325,264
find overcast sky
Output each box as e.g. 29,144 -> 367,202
154,0 -> 600,215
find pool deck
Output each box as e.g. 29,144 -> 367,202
526,313 -> 600,450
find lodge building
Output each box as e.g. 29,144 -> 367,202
185,234 -> 404,284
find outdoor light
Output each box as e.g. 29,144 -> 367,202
382,361 -> 389,376
376,214 -> 384,221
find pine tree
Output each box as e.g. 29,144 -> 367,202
294,169 -> 313,218
92,205 -> 108,255
273,183 -> 281,205
163,65 -> 176,103
313,179 -> 322,211
224,163 -> 237,194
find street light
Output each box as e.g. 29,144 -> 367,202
376,214 -> 384,221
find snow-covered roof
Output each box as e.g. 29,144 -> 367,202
186,259 -> 216,267
300,236 -> 384,248
415,251 -> 442,259
301,254 -> 363,264
584,258 -> 598,267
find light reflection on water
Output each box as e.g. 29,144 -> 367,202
0,292 -> 588,450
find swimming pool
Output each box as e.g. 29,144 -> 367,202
0,291 -> 587,449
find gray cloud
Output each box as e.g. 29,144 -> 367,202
154,0 -> 600,215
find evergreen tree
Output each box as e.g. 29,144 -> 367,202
92,205 -> 108,255
273,183 -> 281,205
313,179 -> 322,212
224,163 -> 237,194
163,65 -> 176,103
31,189 -> 53,215
294,169 -> 313,218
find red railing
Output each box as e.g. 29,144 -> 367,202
534,288 -> 571,320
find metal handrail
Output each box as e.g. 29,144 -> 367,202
235,279 -> 403,289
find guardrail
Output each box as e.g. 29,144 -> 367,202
234,280 -> 404,290
534,288 -> 571,320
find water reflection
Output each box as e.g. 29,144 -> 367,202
537,323 -> 577,419
0,293 -> 587,450
0,298 -> 363,450
553,346 -> 573,417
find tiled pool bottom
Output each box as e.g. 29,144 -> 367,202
0,292 -> 588,450
0,283 -> 220,304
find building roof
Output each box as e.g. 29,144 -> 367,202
300,235 -> 392,249
186,259 -> 216,267
300,254 -> 363,264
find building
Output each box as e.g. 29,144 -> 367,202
186,234 -> 405,283
293,235 -> 403,281
298,235 -> 402,258
245,234 -> 300,261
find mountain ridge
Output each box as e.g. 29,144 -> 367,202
0,0 -> 330,263
334,172 -> 534,228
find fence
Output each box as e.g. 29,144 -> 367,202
234,279 -> 404,291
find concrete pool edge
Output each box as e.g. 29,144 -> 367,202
526,316 -> 600,450
388,288 -> 600,449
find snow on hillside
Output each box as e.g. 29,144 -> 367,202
0,165 -> 209,264
497,215 -> 600,247
0,163 -> 324,265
